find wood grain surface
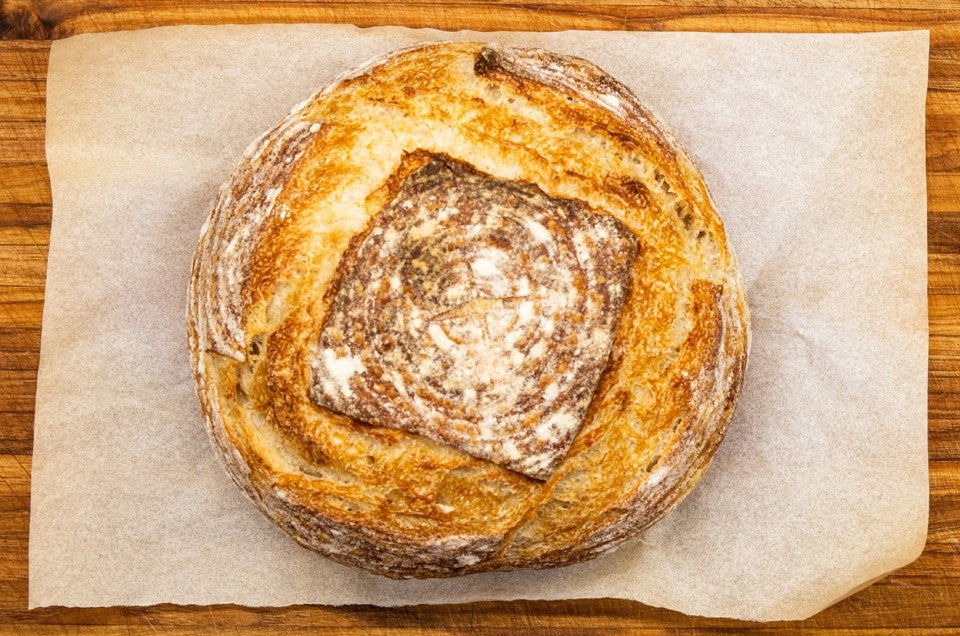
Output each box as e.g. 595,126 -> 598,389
1,1 -> 958,633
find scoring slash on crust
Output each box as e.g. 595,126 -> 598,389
188,42 -> 750,578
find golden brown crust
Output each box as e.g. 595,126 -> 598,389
187,42 -> 750,578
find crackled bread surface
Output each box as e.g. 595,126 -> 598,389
188,42 -> 750,578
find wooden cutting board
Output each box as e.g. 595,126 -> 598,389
1,1 -> 958,633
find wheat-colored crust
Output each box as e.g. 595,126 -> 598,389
187,42 -> 750,578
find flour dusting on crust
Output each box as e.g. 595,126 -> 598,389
310,154 -> 638,480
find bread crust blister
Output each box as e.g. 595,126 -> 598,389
187,42 -> 750,578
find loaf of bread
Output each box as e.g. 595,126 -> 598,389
188,42 -> 749,578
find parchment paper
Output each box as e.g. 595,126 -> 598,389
31,25 -> 929,621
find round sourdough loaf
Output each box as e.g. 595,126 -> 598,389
188,42 -> 749,578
